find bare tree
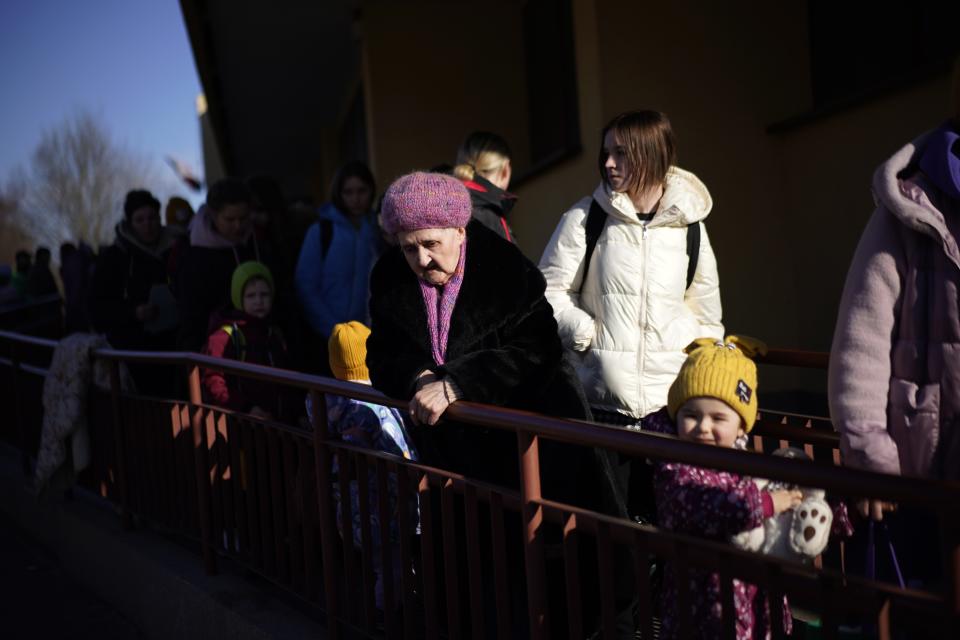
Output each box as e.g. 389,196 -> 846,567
7,110 -> 162,250
0,186 -> 32,267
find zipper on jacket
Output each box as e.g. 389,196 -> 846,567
636,223 -> 650,416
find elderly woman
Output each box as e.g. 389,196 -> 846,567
366,171 -> 595,490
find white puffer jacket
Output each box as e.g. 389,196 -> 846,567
539,167 -> 723,419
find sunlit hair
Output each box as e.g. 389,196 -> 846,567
453,131 -> 511,182
599,110 -> 676,196
330,161 -> 376,214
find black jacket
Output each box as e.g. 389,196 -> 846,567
367,222 -> 596,497
90,223 -> 177,351
174,235 -> 268,352
462,175 -> 517,243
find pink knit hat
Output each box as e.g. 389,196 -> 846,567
380,172 -> 472,234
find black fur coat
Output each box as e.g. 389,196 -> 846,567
367,222 -> 593,491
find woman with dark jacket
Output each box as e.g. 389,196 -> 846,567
368,172 -> 626,636
90,189 -> 180,393
175,178 -> 278,352
367,171 -> 595,494
453,131 -> 518,243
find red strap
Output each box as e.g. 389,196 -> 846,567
500,217 -> 513,242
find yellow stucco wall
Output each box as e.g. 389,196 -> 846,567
361,1 -> 530,185
358,0 -> 952,391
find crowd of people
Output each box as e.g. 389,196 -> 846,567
4,91 -> 959,638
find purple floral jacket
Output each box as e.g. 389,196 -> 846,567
643,408 -> 789,640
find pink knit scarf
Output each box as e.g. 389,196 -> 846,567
419,239 -> 466,365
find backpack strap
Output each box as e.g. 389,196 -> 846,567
685,221 -> 701,291
220,323 -> 247,362
319,219 -> 334,259
582,200 -> 701,292
579,199 -> 608,293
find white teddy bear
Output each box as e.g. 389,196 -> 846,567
732,448 -> 834,563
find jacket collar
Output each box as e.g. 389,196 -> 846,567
379,222 -> 531,357
874,131 -> 960,269
189,204 -> 253,249
462,174 -> 518,218
592,166 -> 713,228
115,221 -> 178,259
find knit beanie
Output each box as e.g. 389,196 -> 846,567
380,172 -> 472,234
328,321 -> 370,381
231,261 -> 274,311
124,189 -> 160,221
667,336 -> 767,433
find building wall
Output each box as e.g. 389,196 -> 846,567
357,0 -> 953,392
361,1 -> 530,186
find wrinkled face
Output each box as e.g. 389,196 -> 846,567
602,130 -> 633,193
242,278 -> 272,319
396,227 -> 465,286
213,203 -> 251,244
341,176 -> 373,217
130,205 -> 161,245
676,397 -> 745,448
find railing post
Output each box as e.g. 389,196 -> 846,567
310,389 -> 341,639
518,431 -> 548,640
188,364 -> 217,575
9,341 -> 30,477
108,360 -> 133,531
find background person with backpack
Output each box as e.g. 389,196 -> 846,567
295,161 -> 380,375
538,111 -> 724,574
539,109 -> 723,425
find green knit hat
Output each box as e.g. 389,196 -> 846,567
231,261 -> 274,310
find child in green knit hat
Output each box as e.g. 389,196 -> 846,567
202,261 -> 295,420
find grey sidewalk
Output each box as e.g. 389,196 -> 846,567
0,443 -> 326,640
0,510 -> 144,639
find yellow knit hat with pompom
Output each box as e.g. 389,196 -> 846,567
667,336 -> 767,433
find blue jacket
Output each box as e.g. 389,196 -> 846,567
295,203 -> 380,337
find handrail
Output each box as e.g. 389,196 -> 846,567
2,328 -> 959,636
0,293 -> 61,316
758,347 -> 829,369
0,329 -> 58,349
1,330 -> 956,507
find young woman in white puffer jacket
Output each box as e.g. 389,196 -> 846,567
539,110 -> 724,427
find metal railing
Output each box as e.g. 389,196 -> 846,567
1,328 -> 958,639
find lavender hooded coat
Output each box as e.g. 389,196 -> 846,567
829,132 -> 960,480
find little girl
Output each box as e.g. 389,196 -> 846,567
202,261 -> 295,421
644,336 -> 801,639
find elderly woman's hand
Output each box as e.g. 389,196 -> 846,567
409,378 -> 462,426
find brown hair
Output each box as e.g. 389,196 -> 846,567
599,110 -> 676,196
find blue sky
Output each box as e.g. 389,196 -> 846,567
0,0 -> 203,201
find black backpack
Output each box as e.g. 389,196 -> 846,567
579,199 -> 700,292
